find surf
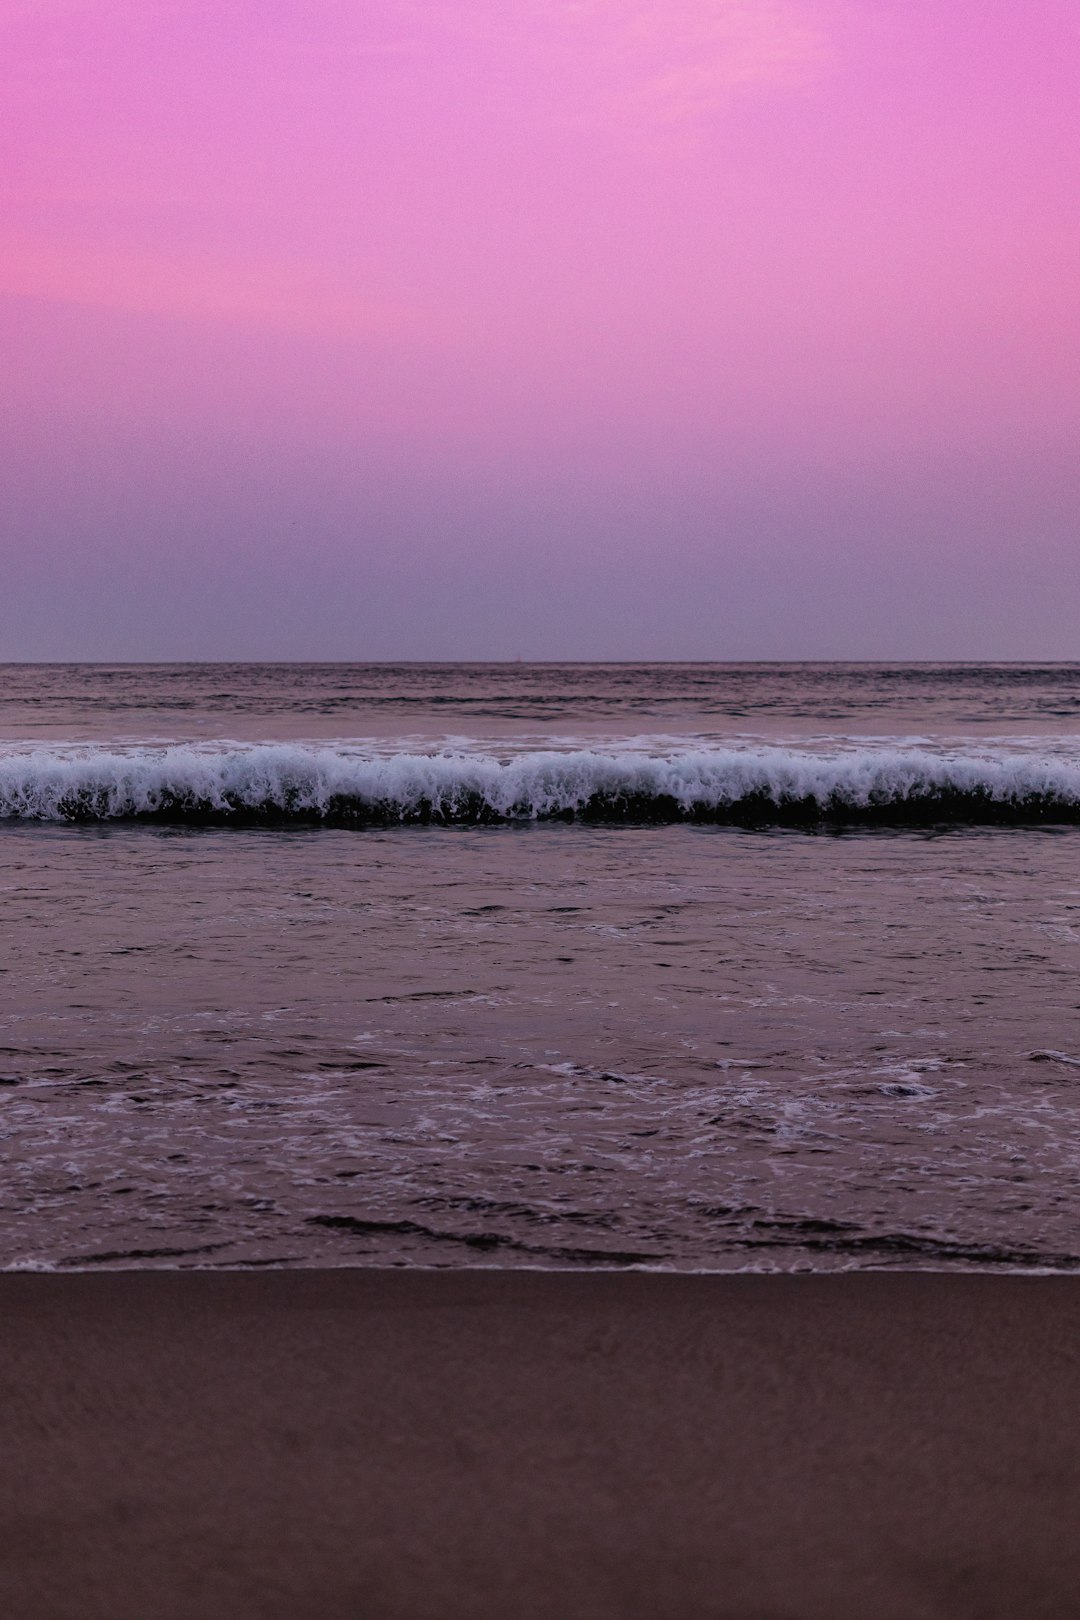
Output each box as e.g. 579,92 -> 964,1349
3,742 -> 1080,826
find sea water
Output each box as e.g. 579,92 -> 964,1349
2,662 -> 1079,1270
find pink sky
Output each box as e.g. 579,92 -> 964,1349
3,0 -> 1079,659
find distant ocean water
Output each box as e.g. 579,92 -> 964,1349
3,662 -> 1080,1272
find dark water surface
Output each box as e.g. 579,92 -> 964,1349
2,664 -> 1079,1270
4,659 -> 1080,740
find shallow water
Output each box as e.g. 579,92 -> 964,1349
3,663 -> 1080,1270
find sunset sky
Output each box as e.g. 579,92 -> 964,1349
3,0 -> 1079,660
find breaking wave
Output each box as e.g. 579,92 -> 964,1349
3,743 -> 1080,827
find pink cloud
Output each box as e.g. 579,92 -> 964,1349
0,233 -> 428,340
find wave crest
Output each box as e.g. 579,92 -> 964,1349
2,744 -> 1080,827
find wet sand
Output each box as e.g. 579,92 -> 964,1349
2,1270 -> 1079,1619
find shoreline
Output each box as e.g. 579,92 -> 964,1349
7,1257 -> 1080,1273
3,1269 -> 1080,1619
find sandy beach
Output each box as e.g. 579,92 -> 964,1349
2,1270 -> 1079,1619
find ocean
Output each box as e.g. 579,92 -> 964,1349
3,661 -> 1080,1272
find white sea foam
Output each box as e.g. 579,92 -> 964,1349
1,742 -> 1080,824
